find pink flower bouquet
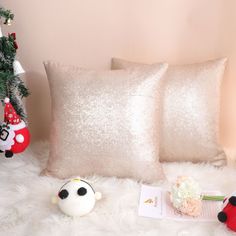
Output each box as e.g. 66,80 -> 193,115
170,176 -> 224,217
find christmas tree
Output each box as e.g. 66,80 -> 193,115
0,7 -> 29,120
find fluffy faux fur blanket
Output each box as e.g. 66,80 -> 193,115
0,142 -> 235,236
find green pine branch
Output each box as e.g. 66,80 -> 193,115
0,71 -> 29,120
0,7 -> 14,24
0,8 -> 30,120
0,35 -> 16,73
0,71 -> 10,98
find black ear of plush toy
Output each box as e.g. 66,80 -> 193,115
218,194 -> 236,232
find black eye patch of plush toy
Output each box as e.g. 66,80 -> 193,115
58,189 -> 69,199
77,187 -> 87,196
0,128 -> 9,141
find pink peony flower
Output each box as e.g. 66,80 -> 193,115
178,198 -> 202,217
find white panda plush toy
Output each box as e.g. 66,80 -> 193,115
53,178 -> 102,217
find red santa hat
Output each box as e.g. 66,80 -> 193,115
4,97 -> 21,125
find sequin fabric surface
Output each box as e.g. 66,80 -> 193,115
111,58 -> 227,165
43,62 -> 168,181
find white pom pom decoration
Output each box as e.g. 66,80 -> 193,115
16,134 -> 24,143
4,97 -> 10,104
95,192 -> 102,200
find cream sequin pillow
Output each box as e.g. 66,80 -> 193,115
111,58 -> 227,165
43,62 -> 168,182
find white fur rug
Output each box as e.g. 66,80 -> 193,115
0,142 -> 235,236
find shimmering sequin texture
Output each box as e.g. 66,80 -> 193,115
112,58 -> 227,165
43,62 -> 168,181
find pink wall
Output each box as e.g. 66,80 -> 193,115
1,0 -> 236,147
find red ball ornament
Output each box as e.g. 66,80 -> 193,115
8,33 -> 18,49
13,41 -> 18,50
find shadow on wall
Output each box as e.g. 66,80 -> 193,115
25,71 -> 51,142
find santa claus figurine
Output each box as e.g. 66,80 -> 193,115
0,97 -> 30,158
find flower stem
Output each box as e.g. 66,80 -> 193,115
202,195 -> 225,201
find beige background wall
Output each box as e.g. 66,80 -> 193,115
1,0 -> 236,147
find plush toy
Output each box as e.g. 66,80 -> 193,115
0,98 -> 30,157
218,193 -> 236,232
52,178 -> 102,217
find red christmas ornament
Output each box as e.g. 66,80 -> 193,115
13,41 -> 18,50
8,32 -> 18,49
0,97 -> 30,157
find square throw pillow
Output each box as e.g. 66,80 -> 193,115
43,61 -> 168,182
111,58 -> 227,166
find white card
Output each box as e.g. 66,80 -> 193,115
138,185 -> 164,219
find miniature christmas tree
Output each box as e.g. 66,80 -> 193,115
0,7 -> 29,120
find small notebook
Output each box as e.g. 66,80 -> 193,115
138,185 -> 222,222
